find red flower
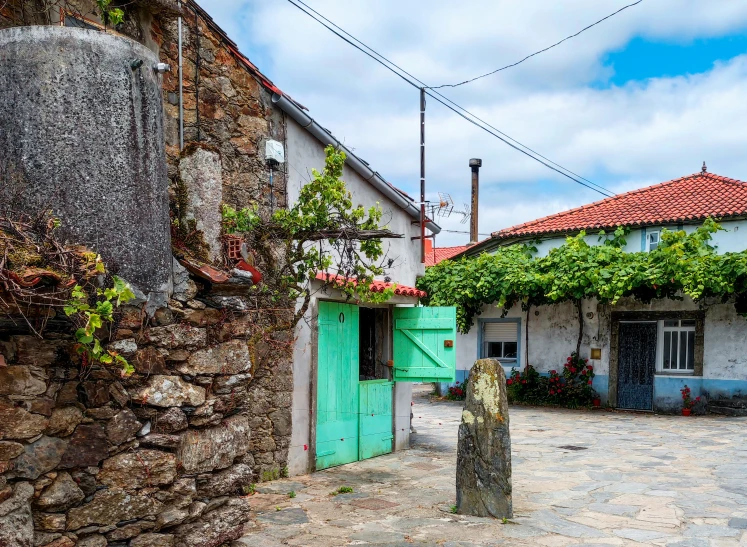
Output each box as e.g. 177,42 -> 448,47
550,390 -> 555,395
588,380 -> 593,385
587,365 -> 593,370
507,379 -> 513,386
550,370 -> 557,374
696,396 -> 701,402
570,367 -> 576,373
557,389 -> 562,394
584,359 -> 588,363
522,380 -> 527,385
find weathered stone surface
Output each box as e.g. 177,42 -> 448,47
29,397 -> 55,417
196,463 -> 253,498
131,533 -> 175,547
134,347 -> 168,375
33,511 -> 66,531
35,472 -> 84,511
153,407 -> 188,434
456,359 -> 512,519
13,336 -> 60,367
41,537 -> 74,547
44,407 -> 83,437
155,506 -> 190,530
107,338 -> 137,357
140,434 -> 181,449
177,340 -> 251,376
99,450 -> 177,490
55,383 -> 79,406
75,534 -> 107,547
176,415 -> 250,473
106,409 -> 142,445
0,404 -> 49,440
0,440 -> 24,460
146,325 -> 207,350
179,146 -> 223,261
105,520 -> 155,541
212,374 -> 251,395
173,497 -> 250,547
58,425 -> 108,469
82,381 -> 110,407
133,376 -> 206,408
8,436 -> 67,480
0,481 -> 34,547
66,489 -> 162,530
109,381 -> 130,408
172,259 -> 198,304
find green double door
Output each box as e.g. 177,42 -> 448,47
316,302 -> 394,470
316,302 -> 457,471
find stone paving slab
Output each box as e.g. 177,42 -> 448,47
235,386 -> 747,546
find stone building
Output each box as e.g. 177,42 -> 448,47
0,1 -> 452,545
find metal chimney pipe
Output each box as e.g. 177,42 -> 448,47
468,158 -> 482,245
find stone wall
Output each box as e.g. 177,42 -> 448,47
0,266 -> 293,546
151,4 -> 288,217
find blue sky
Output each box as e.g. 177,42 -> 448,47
200,0 -> 747,246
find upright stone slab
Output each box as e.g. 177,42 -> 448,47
456,359 -> 512,518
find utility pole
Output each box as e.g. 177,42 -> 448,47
420,87 -> 426,263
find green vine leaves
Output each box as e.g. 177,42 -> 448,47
65,269 -> 136,377
418,219 -> 747,334
222,145 -> 393,320
96,0 -> 125,27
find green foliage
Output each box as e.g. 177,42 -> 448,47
242,484 -> 256,496
450,505 -> 458,514
419,219 -> 747,333
288,491 -> 296,499
64,273 -> 135,376
96,0 -> 124,26
507,355 -> 597,408
446,378 -> 467,400
221,204 -> 260,234
225,146 -> 393,322
329,486 -> 354,496
260,468 -> 282,482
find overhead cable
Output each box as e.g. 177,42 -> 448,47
430,0 -> 644,89
284,0 -> 615,198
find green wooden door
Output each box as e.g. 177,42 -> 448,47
316,302 -> 360,470
358,380 -> 393,460
393,307 -> 457,383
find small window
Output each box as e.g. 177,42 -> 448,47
659,319 -> 695,372
482,321 -> 519,364
647,231 -> 660,251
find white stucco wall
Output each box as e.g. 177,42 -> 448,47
525,220 -> 746,258
455,295 -> 747,405
286,117 -> 426,475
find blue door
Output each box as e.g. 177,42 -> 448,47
617,322 -> 656,410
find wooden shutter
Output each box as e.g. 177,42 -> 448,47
392,307 -> 456,383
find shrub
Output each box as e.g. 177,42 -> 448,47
507,353 -> 598,408
446,379 -> 468,400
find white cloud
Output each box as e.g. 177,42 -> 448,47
199,0 -> 747,245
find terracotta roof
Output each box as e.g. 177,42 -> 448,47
315,272 -> 426,299
425,246 -> 469,266
495,171 -> 747,239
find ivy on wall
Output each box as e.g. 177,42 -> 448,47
418,219 -> 747,334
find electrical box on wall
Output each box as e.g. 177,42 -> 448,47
265,140 -> 285,165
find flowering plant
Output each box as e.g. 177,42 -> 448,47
447,379 -> 467,401
680,385 -> 700,409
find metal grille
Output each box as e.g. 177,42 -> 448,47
617,322 -> 657,410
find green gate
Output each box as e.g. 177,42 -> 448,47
316,302 -> 360,470
358,380 -> 394,460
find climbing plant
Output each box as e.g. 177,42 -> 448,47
418,219 -> 747,334
222,145 -> 396,337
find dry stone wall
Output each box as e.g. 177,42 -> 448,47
0,276 -> 293,546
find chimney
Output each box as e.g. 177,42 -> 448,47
468,158 -> 482,245
424,237 -> 433,255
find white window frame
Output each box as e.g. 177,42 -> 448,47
480,320 -> 520,366
656,319 -> 696,373
647,230 -> 660,252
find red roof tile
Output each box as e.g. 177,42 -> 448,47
425,246 -> 469,266
495,171 -> 747,239
315,272 -> 426,299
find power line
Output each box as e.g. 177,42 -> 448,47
284,0 -> 614,198
430,0 -> 644,89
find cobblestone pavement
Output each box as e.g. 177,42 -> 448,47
236,385 -> 747,546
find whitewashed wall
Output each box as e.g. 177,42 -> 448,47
286,117 -> 425,475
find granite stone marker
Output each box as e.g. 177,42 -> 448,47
456,359 -> 512,518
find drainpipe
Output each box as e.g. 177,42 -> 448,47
177,0 -> 184,151
468,158 -> 482,245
